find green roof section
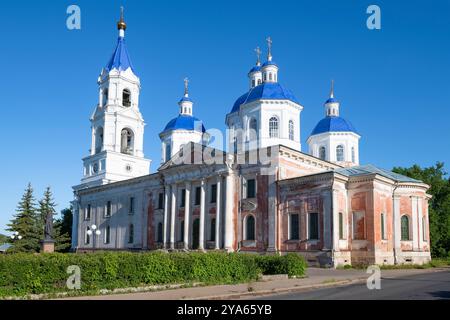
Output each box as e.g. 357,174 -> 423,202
335,164 -> 421,183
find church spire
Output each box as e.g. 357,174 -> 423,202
179,77 -> 193,116
117,6 -> 127,37
329,79 -> 334,99
325,80 -> 340,117
255,46 -> 261,66
266,36 -> 273,62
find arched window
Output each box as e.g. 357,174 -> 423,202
122,89 -> 131,107
95,127 -> 103,154
263,73 -> 266,81
351,147 -> 355,163
249,118 -> 258,142
336,145 -> 344,161
128,224 -> 134,244
104,225 -> 110,244
85,226 -> 91,245
121,129 -> 134,155
102,88 -> 108,106
157,222 -> 163,243
401,215 -> 410,241
245,215 -> 255,240
251,79 -> 255,88
269,73 -> 273,81
319,146 -> 326,160
210,218 -> 216,241
288,120 -> 294,141
269,117 -> 279,138
258,79 -> 262,85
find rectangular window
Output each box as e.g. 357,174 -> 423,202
195,186 -> 201,205
180,189 -> 186,208
422,217 -> 427,241
246,179 -> 256,199
289,214 -> 299,240
85,204 -> 91,220
210,184 -> 217,203
158,193 -> 164,209
104,226 -> 110,244
129,197 -> 135,214
381,213 -> 386,240
353,211 -> 365,240
105,201 -> 112,217
339,212 -> 344,240
309,213 -> 319,240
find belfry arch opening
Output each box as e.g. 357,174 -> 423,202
121,128 -> 134,155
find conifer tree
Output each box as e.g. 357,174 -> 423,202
6,183 -> 40,253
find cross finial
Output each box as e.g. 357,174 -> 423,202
254,46 -> 261,66
330,79 -> 334,98
266,36 -> 272,61
184,77 -> 189,96
117,6 -> 127,31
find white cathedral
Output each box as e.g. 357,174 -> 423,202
71,12 -> 431,267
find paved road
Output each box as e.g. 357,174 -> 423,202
256,270 -> 450,300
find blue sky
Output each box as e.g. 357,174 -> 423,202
0,0 -> 449,234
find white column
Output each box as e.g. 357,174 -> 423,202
411,196 -> 419,251
418,197 -> 423,250
163,185 -> 170,249
215,176 -> 222,250
170,184 -> 177,250
184,182 -> 191,250
393,195 -> 401,262
199,180 -> 206,250
224,173 -> 235,252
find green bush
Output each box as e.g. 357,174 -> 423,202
0,251 -> 307,298
256,253 -> 307,277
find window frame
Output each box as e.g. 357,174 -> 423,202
128,224 -> 134,244
244,214 -> 256,241
308,212 -> 319,240
245,178 -> 256,199
194,186 -> 201,206
129,197 -> 135,215
401,215 -> 410,241
105,201 -> 112,218
104,225 -> 111,244
289,213 -> 300,240
336,145 -> 344,162
269,116 -> 279,138
210,184 -> 217,204
288,120 -> 294,141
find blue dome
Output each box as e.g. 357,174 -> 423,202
248,65 -> 261,74
310,116 -> 358,136
262,61 -> 278,67
230,82 -> 299,113
325,97 -> 339,104
179,96 -> 193,103
105,37 -> 135,73
162,115 -> 206,134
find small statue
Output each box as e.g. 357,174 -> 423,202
44,211 -> 54,241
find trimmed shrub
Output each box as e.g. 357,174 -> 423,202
0,251 -> 307,298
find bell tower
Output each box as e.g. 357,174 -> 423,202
77,8 -> 151,189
